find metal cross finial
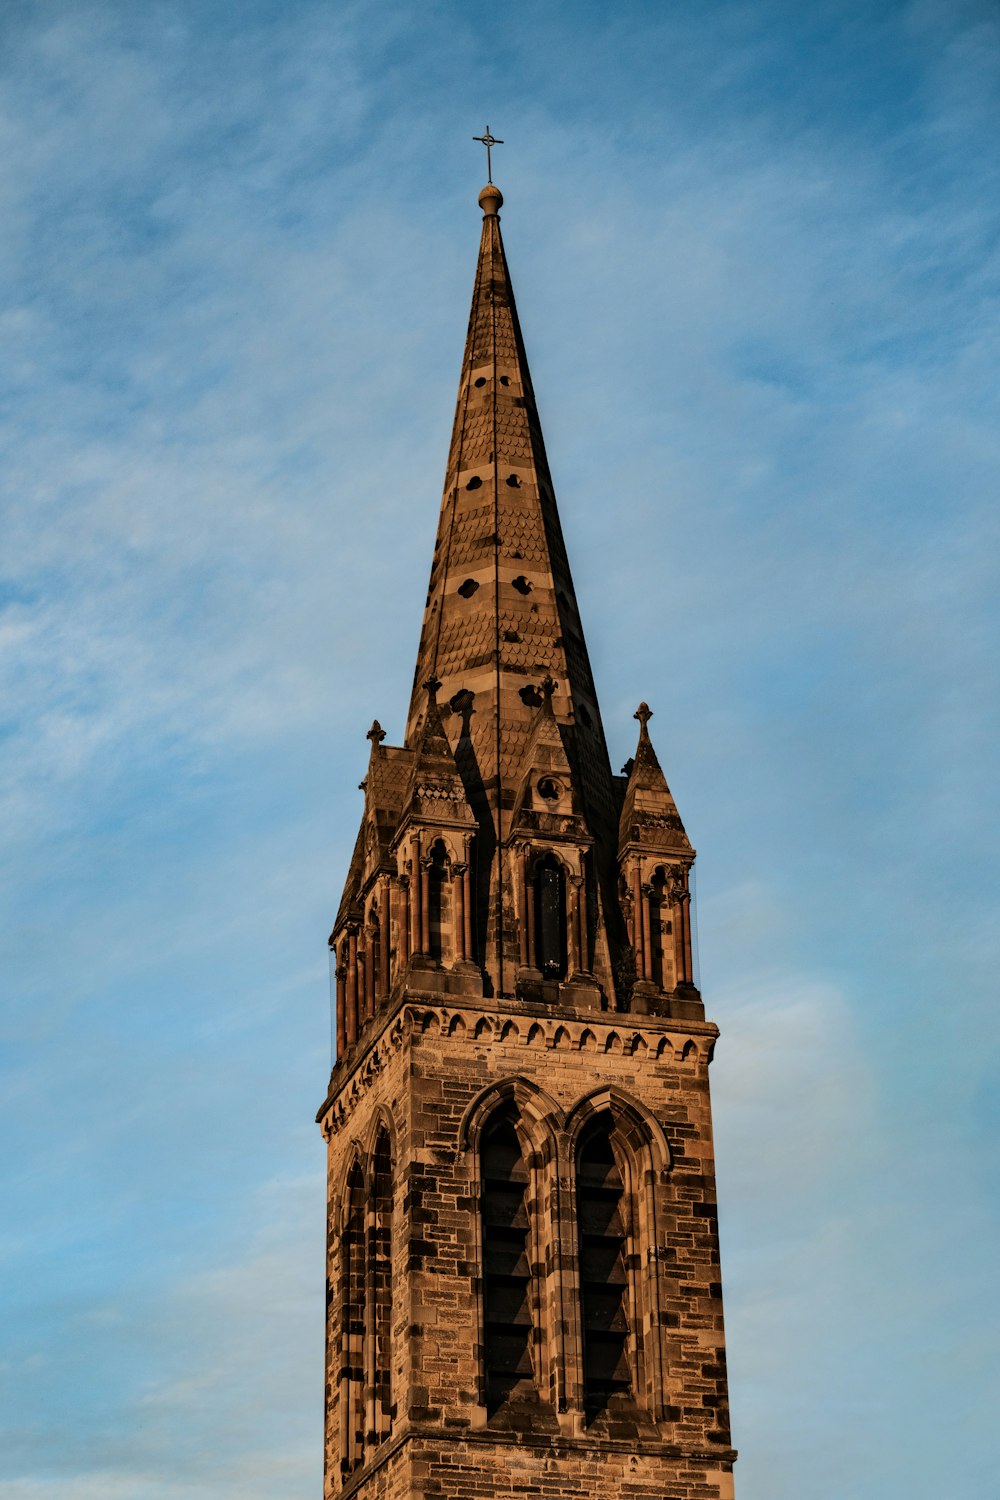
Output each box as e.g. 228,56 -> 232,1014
473,126 -> 503,183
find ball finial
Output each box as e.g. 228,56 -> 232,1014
478,182 -> 503,216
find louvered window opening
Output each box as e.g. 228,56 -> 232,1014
371,1132 -> 393,1442
577,1122 -> 632,1420
343,1165 -> 367,1473
481,1120 -> 534,1412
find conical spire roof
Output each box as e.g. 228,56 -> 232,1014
406,184 -> 618,856
618,703 -> 692,859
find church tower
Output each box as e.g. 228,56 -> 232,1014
316,175 -> 737,1500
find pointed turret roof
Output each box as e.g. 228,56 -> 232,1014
401,678 -> 476,831
618,704 -> 692,860
406,182 -> 618,855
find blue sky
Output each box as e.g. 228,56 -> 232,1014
1,1 -> 998,1496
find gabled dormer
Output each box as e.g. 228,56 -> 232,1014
506,679 -> 604,1006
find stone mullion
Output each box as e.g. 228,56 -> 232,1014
515,845 -> 529,968
526,1142 -> 549,1411
631,859 -> 648,980
681,891 -> 693,983
643,1158 -> 670,1426
410,839 -> 423,957
622,1146 -> 647,1419
462,844 -> 474,963
364,927 -> 375,1021
378,881 -> 390,1001
466,1126 -> 488,1423
397,874 -> 410,973
565,871 -> 580,975
561,1137 -> 586,1431
525,856 -> 537,970
334,961 -> 347,1059
453,862 -> 467,962
640,881 -> 654,987
346,929 -> 359,1046
420,854 -> 431,956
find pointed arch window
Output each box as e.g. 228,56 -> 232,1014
533,852 -> 567,980
576,1117 -> 632,1421
480,1115 -> 534,1412
341,1162 -> 367,1475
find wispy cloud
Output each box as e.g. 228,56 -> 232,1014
2,2 -> 998,1497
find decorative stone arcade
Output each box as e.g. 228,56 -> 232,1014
317,178 -> 737,1500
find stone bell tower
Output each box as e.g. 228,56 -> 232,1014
316,175 -> 737,1500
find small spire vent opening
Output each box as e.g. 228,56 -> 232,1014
519,686 -> 542,708
499,375 -> 510,386
458,578 -> 480,598
512,576 -> 532,595
474,376 -> 487,388
466,475 -> 483,490
505,474 -> 521,488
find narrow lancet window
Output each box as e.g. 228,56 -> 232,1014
577,1118 -> 631,1421
533,853 -> 567,980
342,1163 -> 367,1474
649,867 -> 671,989
427,838 -> 448,962
480,1116 -> 534,1412
371,1130 -> 393,1443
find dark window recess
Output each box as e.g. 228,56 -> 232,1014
506,474 -> 521,487
650,868 -> 669,989
534,854 -> 567,980
512,576 -> 532,595
458,578 -> 480,598
481,1119 -> 534,1411
427,839 -> 447,962
519,685 -> 542,707
577,1121 -> 632,1421
343,1163 -> 367,1473
499,375 -> 510,386
372,1131 -> 393,1441
474,376 -> 487,387
466,475 -> 483,490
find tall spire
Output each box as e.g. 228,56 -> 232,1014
405,182 -> 621,991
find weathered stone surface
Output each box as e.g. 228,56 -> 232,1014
318,182 -> 736,1500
